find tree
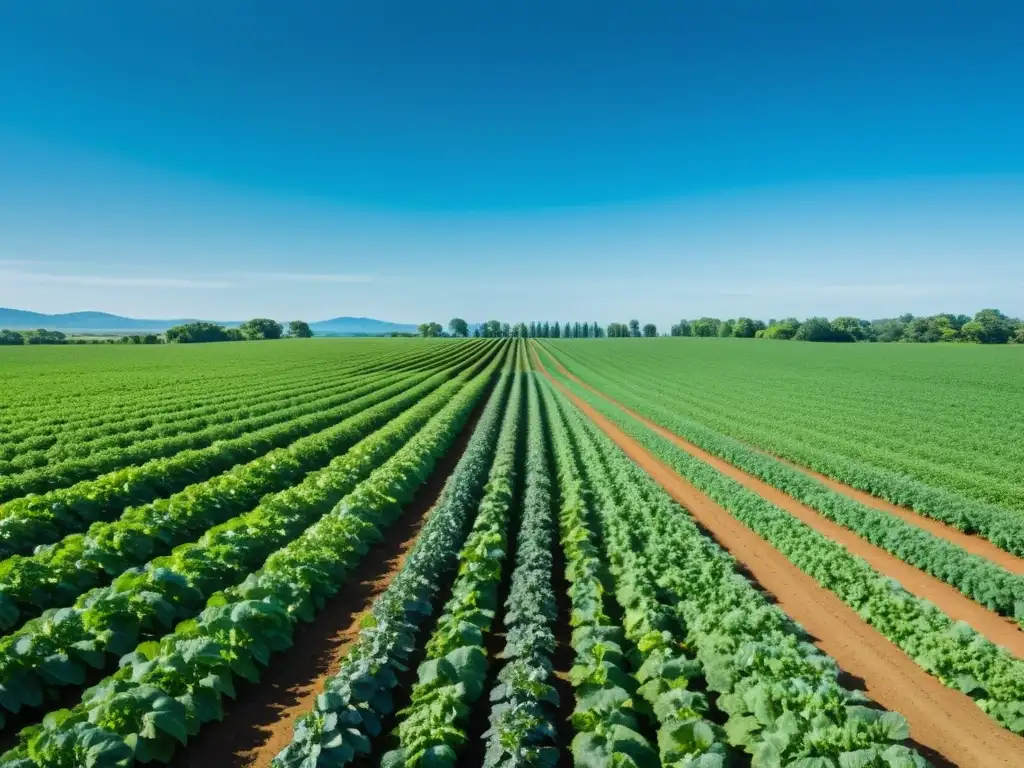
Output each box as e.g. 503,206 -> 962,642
969,308 -> 1014,344
542,322 -> 550,338
166,322 -> 234,343
417,322 -> 443,337
793,317 -> 836,342
240,318 -> 283,340
288,320 -> 314,338
691,318 -> 720,337
629,319 -> 641,338
718,319 -> 734,337
677,320 -> 692,337
732,317 -> 760,338
473,327 -> 481,337
501,322 -> 511,338
642,323 -> 657,337
552,321 -> 561,338
448,318 -> 469,337
830,316 -> 866,342
0,329 -> 24,345
24,329 -> 67,345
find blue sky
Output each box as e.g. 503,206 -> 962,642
1,1 -> 1023,324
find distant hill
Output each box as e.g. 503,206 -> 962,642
310,316 -> 417,336
0,308 -> 416,336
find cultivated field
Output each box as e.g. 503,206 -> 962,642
0,337 -> 1021,767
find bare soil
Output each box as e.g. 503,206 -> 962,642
171,389 -> 492,768
532,344 -> 1024,768
542,349 -> 1024,654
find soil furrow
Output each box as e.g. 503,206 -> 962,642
768,452 -> 1024,575
541,347 -> 1024,653
531,344 -> 1024,768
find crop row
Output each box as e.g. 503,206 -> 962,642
0,341 -> 447,466
381,360 -> 524,766
549,342 -> 1022,494
0,351 -> 499,632
271,343 -> 518,767
0,342 -> 483,500
1,341 -> 473,447
536,346 -> 1024,617
0,345 -> 494,559
539,371 -> 931,766
480,370 -> 560,767
548,364 -> 1024,735
544,341 -> 1024,539
0,344 -> 506,763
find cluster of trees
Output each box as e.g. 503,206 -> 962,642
667,309 -> 1024,344
117,334 -> 162,345
164,319 -> 313,344
415,309 -> 1024,345
424,319 -> 659,339
0,329 -> 70,345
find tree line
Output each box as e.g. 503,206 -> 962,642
415,309 -> 1024,344
0,319 -> 315,346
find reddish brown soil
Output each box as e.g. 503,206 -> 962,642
171,389 -> 492,768
770,453 -> 1024,575
531,344 -> 1024,768
541,347 -> 1024,654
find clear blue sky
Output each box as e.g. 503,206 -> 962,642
1,1 -> 1023,324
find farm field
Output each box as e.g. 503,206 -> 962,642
0,337 -> 1021,768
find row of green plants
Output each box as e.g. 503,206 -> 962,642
481,371 -> 560,767
0,369 -> 403,500
0,339 -> 468,446
544,383 -> 730,767
544,372 -> 660,766
0,342 -> 484,502
547,364 -> 1024,735
381,363 -> 524,766
0,346 -> 492,559
0,351 -> 502,734
0,359 -> 491,632
542,341 -> 1024,543
540,372 -> 931,766
536,346 -> 1024,618
545,340 -> 1018,492
0,371 -> 422,558
0,341 -> 447,467
0,345 -> 506,765
271,346 -> 518,767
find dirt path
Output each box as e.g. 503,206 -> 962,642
530,344 -> 1024,768
171,390 -> 492,768
538,346 -> 1024,654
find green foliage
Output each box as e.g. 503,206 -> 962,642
165,322 -> 233,344
642,323 -> 657,338
448,318 -> 469,337
418,322 -> 444,337
385,355 -> 524,767
287,320 -> 313,338
691,318 -> 720,337
0,329 -> 26,345
542,356 -> 1024,734
239,318 -> 284,340
273,355 -> 517,768
0,344 -> 506,766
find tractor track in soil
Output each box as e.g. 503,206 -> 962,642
531,343 -> 1024,768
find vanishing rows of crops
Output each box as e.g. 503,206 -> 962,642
536,341 -> 1024,737
541,339 -> 1024,515
0,339 -> 939,766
